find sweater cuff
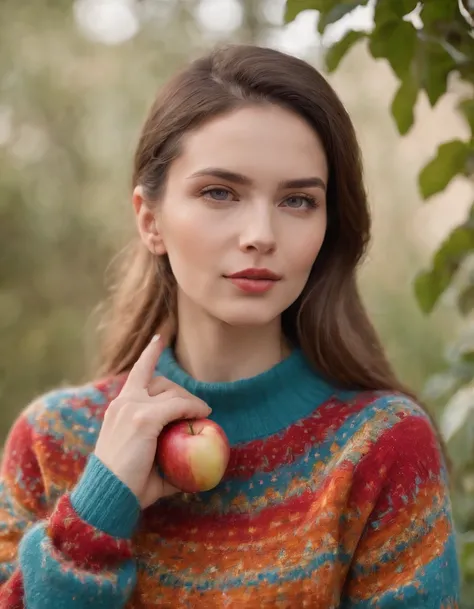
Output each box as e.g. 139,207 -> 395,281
70,454 -> 140,539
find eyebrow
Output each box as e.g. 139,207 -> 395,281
188,168 -> 327,192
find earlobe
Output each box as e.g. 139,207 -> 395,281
132,185 -> 167,256
150,224 -> 167,256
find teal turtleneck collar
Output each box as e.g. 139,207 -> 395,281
155,347 -> 337,445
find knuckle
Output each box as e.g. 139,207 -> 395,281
165,389 -> 180,400
131,411 -> 151,430
183,398 -> 203,414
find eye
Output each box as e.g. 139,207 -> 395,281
280,194 -> 318,209
200,187 -> 236,202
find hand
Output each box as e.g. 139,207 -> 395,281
94,335 -> 212,508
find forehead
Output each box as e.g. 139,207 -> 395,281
171,104 -> 328,182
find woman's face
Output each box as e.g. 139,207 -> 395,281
137,104 -> 328,328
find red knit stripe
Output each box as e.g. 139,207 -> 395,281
48,494 -> 133,572
349,414 -> 442,515
1,417 -> 46,516
32,393 -> 381,488
142,461 -> 356,543
0,570 -> 24,609
34,435 -> 87,483
226,393 -> 384,479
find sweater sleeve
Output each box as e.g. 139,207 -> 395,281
341,406 -> 460,608
0,399 -> 141,609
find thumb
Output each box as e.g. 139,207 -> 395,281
141,470 -> 181,508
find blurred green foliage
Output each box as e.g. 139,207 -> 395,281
0,0 -> 469,600
0,0 -> 235,440
285,0 -> 474,604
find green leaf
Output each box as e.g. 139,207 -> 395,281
434,224 -> 474,267
459,284 -> 474,315
459,98 -> 474,133
285,0 -> 339,23
284,0 -> 319,23
372,0 -> 418,23
285,0 -> 369,24
369,18 -> 417,79
326,30 -> 366,72
421,0 -> 459,24
419,139 -> 471,199
414,210 -> 474,313
418,41 -> 458,107
391,74 -> 419,135
317,2 -> 366,34
415,270 -> 446,314
463,352 -> 474,364
388,0 -> 419,18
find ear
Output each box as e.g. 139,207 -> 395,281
132,185 -> 166,255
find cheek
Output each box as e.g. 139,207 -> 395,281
287,223 -> 327,276
161,207 -> 221,271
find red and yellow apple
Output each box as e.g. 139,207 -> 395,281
156,419 -> 230,493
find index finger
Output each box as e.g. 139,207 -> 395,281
123,334 -> 163,391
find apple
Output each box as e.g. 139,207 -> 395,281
156,418 -> 230,493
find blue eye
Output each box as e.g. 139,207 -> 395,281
282,195 -> 317,209
201,187 -> 234,201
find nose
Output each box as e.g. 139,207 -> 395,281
239,205 -> 276,255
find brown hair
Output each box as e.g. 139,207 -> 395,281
98,45 -> 419,402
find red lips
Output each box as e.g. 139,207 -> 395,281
225,268 -> 281,294
226,268 -> 281,281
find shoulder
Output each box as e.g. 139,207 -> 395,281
338,388 -> 435,430
7,374 -> 127,453
0,375 -> 126,510
335,389 -> 445,470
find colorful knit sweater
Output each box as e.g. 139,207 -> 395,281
0,347 -> 460,608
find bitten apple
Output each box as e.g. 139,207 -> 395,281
156,418 -> 230,493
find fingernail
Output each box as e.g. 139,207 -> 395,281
151,334 -> 160,344
207,407 -> 212,414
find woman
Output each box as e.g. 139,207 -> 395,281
0,45 -> 459,608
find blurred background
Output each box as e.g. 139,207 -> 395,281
0,0 -> 472,602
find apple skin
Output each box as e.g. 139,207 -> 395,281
156,418 -> 230,493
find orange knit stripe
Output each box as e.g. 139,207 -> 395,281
352,481 -> 445,566
348,515 -> 451,600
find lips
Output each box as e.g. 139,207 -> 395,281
225,268 -> 281,294
226,268 -> 281,281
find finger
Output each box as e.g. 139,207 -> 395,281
155,395 -> 212,428
123,334 -> 163,392
141,470 -> 180,508
128,397 -> 211,438
148,375 -> 178,397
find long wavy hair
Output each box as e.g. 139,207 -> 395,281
98,44 -> 427,413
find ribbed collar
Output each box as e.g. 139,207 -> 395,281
155,347 -> 336,445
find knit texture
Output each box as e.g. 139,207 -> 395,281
0,348 -> 460,608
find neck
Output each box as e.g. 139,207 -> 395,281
173,297 -> 291,383
156,341 -> 338,446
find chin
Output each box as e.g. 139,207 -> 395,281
214,304 -> 284,328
